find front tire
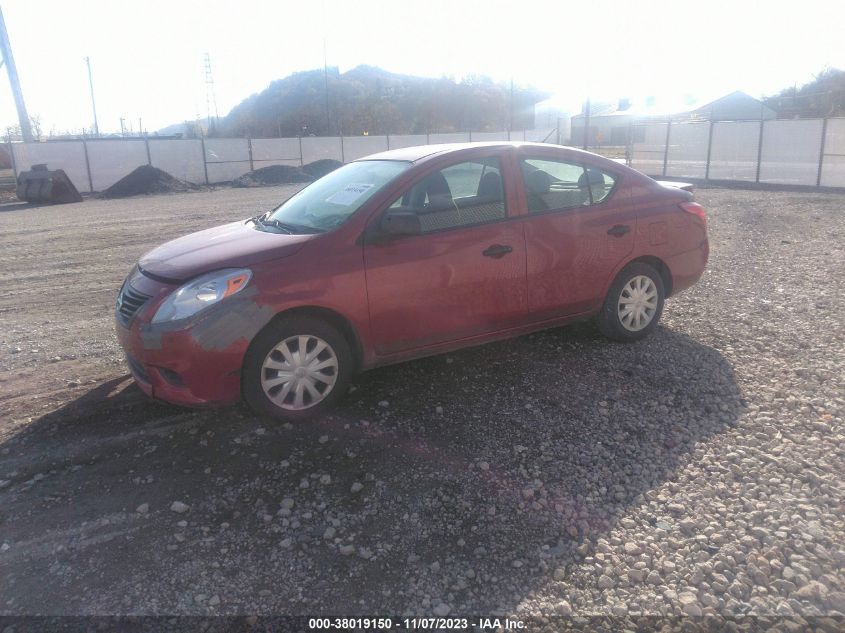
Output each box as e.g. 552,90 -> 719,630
598,262 -> 665,342
242,316 -> 353,421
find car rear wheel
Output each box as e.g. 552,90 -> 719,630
598,262 -> 665,342
243,316 -> 353,421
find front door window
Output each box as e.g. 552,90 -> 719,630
388,158 -> 506,232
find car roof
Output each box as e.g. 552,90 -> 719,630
358,142 -> 508,162
358,141 -> 617,164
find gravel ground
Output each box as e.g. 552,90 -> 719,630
0,186 -> 843,622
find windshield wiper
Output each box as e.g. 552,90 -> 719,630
262,218 -> 297,234
252,213 -> 296,234
249,212 -> 270,227
252,212 -> 325,235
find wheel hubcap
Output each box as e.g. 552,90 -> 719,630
618,275 -> 658,332
260,335 -> 338,410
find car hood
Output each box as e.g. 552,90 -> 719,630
138,220 -> 313,282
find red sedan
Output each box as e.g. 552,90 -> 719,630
115,142 -> 708,420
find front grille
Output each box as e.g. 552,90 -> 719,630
116,284 -> 151,326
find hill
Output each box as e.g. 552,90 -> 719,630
193,66 -> 546,138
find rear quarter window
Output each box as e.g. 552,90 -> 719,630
584,168 -> 618,204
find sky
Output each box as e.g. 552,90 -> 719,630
1,0 -> 844,136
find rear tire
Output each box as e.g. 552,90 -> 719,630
242,316 -> 353,421
598,262 -> 665,342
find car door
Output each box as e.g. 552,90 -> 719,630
363,153 -> 528,356
518,154 -> 635,320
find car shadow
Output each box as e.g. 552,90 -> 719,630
0,322 -> 745,616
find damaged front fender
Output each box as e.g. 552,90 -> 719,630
138,286 -> 276,353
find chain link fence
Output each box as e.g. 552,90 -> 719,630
628,117 -> 845,187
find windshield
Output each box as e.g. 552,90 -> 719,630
265,160 -> 411,233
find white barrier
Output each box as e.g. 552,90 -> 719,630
11,141 -> 92,193
250,138 -> 302,170
471,131 -> 509,142
428,133 -> 471,144
759,119 -> 824,185
301,136 -> 343,165
387,134 -> 428,150
204,138 -> 250,183
820,118 -> 845,188
149,139 -> 205,185
629,117 -> 845,187
525,128 -> 555,142
631,122 -> 668,176
341,136 -> 389,161
86,141 -> 149,191
10,119 -> 845,193
666,122 -> 709,179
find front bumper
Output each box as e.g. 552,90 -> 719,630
114,270 -> 248,408
116,317 -> 245,407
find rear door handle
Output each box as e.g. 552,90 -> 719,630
482,244 -> 513,258
607,225 -> 631,237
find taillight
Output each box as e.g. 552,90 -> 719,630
680,201 -> 707,226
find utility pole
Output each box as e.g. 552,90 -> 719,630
119,117 -> 125,136
583,98 -> 590,150
508,78 -> 514,134
85,56 -> 99,137
323,37 -> 331,135
0,7 -> 33,142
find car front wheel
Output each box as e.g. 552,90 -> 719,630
243,316 -> 353,421
598,262 -> 665,342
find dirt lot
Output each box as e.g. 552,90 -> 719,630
0,185 -> 844,620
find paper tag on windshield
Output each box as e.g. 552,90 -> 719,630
326,183 -> 374,206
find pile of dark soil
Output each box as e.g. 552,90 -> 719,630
302,159 -> 343,179
101,165 -> 195,198
232,164 -> 312,188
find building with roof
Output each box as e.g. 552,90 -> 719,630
570,91 -> 776,146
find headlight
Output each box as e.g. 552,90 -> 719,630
152,268 -> 252,323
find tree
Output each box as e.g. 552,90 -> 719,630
6,115 -> 42,141
765,67 -> 845,118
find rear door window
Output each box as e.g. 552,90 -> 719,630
520,158 -> 617,213
520,158 -> 589,213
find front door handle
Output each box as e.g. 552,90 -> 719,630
482,244 -> 513,258
607,224 -> 631,237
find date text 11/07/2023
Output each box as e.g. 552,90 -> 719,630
308,617 -> 527,630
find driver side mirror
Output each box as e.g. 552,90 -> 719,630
381,210 -> 421,236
